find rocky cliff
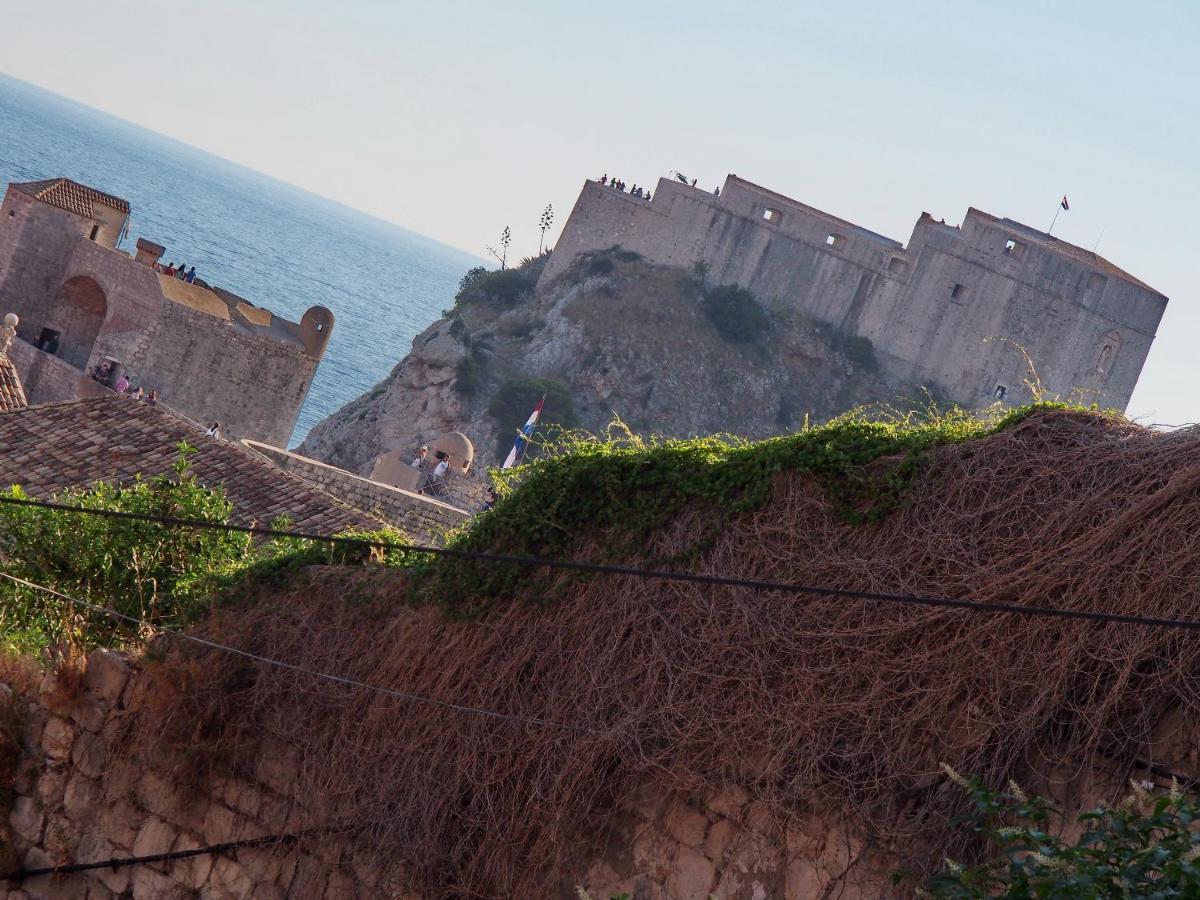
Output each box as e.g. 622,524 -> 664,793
297,249 -> 917,473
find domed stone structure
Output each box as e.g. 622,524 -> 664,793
429,431 -> 474,473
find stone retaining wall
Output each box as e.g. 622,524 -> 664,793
2,650 -> 903,899
241,441 -> 470,545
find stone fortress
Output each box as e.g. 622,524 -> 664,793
543,174 -> 1168,410
0,178 -> 334,445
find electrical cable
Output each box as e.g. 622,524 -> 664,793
2,495 -> 1200,631
0,570 -> 606,736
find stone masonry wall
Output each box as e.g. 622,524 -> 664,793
242,441 -> 470,543
3,650 -> 898,900
128,300 -> 319,447
7,338 -> 112,407
8,650 -> 1192,899
543,176 -> 1167,412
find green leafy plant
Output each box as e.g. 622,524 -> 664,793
833,331 -> 879,372
701,284 -> 771,344
0,446 -> 411,653
415,403 -> 1068,615
455,267 -> 536,306
487,377 -> 577,460
918,766 -> 1200,898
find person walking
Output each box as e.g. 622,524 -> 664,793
113,373 -> 130,393
410,445 -> 428,469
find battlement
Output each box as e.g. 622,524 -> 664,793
0,178 -> 334,444
543,173 -> 1167,411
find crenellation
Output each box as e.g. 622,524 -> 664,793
544,174 -> 1167,411
0,177 -> 335,444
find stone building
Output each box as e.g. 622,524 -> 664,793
0,178 -> 334,445
543,175 -> 1168,410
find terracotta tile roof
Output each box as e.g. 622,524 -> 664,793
11,178 -> 131,219
0,356 -> 27,412
0,396 -> 381,534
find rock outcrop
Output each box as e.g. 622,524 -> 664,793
298,251 -> 917,473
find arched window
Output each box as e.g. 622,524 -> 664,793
1096,331 -> 1122,375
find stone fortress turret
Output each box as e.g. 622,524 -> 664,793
0,177 -> 334,445
543,174 -> 1167,411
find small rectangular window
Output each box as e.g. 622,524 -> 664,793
763,207 -> 781,224
951,283 -> 965,300
88,224 -> 100,241
888,257 -> 909,275
1004,239 -> 1018,255
993,384 -> 1007,401
825,233 -> 845,248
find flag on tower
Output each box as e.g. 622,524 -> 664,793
1060,195 -> 1070,211
501,396 -> 545,469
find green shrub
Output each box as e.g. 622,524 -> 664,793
487,378 -> 577,461
455,266 -> 535,306
0,445 -> 411,653
701,284 -> 771,344
586,256 -> 615,276
416,403 -> 1067,613
833,332 -> 879,372
454,348 -> 489,397
918,767 -> 1200,897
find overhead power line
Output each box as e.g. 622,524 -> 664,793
1,495 -> 1199,631
0,571 -> 605,736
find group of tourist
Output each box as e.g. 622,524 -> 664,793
598,175 -> 651,201
90,361 -> 159,405
155,261 -> 197,284
410,444 -> 450,496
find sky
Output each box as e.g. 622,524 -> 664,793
1,0 -> 1196,423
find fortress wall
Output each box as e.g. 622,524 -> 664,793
242,441 -> 470,543
0,192 -> 80,335
544,178 -> 907,330
126,301 -> 318,447
545,178 -> 1166,412
7,338 -> 112,406
856,215 -> 1164,408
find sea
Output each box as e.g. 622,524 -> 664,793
0,74 -> 482,446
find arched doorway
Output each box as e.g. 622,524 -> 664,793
52,276 -> 108,369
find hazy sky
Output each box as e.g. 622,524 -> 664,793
1,0 -> 1196,422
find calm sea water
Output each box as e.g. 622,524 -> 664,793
0,74 -> 480,446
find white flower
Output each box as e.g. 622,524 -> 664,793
940,762 -> 970,789
1008,780 -> 1028,803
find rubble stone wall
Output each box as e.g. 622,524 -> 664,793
2,651 -> 900,899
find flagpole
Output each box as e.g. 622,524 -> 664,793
1047,204 -> 1062,236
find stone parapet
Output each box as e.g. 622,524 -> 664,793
242,440 -> 471,544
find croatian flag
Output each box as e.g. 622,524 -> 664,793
1060,195 -> 1070,211
501,397 -> 545,469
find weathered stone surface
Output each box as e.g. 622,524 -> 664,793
10,796 -> 43,844
70,730 -> 107,779
74,834 -> 128,894
201,803 -> 240,845
666,844 -> 716,900
62,773 -> 101,821
82,650 -> 130,704
705,817 -> 737,861
38,717 -> 74,762
664,802 -> 709,847
132,815 -> 178,864
707,784 -> 750,819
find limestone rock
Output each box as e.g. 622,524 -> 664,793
297,256 -> 908,474
82,650 -> 131,704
